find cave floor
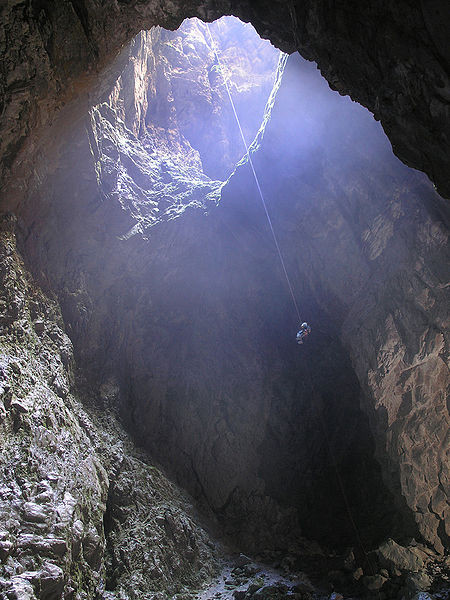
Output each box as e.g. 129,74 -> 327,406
194,553 -> 450,600
195,555 -> 355,600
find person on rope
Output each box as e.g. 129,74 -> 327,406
296,322 -> 311,345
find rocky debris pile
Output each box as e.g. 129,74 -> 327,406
294,537 -> 449,600
196,556 -> 318,600
196,539 -> 449,600
363,539 -> 450,600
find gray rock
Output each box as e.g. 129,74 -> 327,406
292,581 -> 315,594
0,575 -> 37,600
71,520 -> 83,558
22,502 -> 52,524
38,562 -> 64,600
0,400 -> 6,422
11,397 -> 33,414
362,574 -> 388,591
375,539 -> 424,573
82,528 -> 102,570
0,538 -> 13,560
0,8 -> 448,600
55,492 -> 77,525
405,572 -> 432,592
34,491 -> 53,504
252,584 -> 287,599
235,553 -> 252,567
16,534 -> 67,557
34,320 -> 45,333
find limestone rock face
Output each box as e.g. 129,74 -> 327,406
0,213 -> 106,597
218,55 -> 449,553
6,20 -> 383,552
1,0 -> 449,201
0,215 -> 218,600
107,19 -> 279,181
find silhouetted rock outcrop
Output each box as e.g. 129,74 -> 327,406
1,0 -> 449,200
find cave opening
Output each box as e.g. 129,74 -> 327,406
0,6 -> 448,600
103,15 -> 422,551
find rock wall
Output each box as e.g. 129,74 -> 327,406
0,10 -> 448,600
0,214 -> 218,599
107,19 -> 280,180
219,54 -> 449,553
1,0 -> 449,203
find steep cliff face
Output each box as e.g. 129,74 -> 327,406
219,55 -> 449,553
108,19 -> 279,180
0,215 -> 218,599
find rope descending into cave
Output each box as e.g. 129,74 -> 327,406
207,26 -> 382,593
205,23 -> 302,324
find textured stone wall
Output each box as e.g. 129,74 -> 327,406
1,0 -> 449,204
219,54 -> 449,553
0,214 -> 219,599
0,11 -> 448,600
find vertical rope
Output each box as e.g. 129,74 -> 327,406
205,23 -> 302,324
207,26 -> 381,595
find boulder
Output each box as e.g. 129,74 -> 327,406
0,575 -> 37,600
38,562 -> 64,600
252,584 -> 288,599
82,528 -> 102,570
22,502 -> 52,525
404,572 -> 432,593
375,539 -> 424,573
362,574 -> 388,591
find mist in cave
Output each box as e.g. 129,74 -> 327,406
0,9 -> 448,600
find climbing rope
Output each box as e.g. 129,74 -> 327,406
206,24 -> 383,594
205,23 -> 302,324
